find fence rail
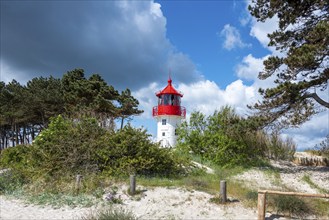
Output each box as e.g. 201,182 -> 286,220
257,190 -> 329,220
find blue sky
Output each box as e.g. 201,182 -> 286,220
1,0 -> 328,151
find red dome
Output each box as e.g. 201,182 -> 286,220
156,78 -> 183,97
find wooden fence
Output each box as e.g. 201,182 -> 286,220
257,190 -> 329,220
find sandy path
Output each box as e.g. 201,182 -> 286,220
0,196 -> 90,219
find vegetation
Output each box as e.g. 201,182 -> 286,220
302,174 -> 329,194
82,207 -> 137,220
304,134 -> 329,158
248,0 -> 329,127
176,106 -> 296,167
268,194 -> 311,218
313,134 -> 329,158
0,69 -> 143,149
1,116 -> 188,179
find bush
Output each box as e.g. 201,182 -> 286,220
177,107 -> 265,167
0,170 -> 26,194
30,115 -> 107,177
267,132 -> 296,160
0,145 -> 32,189
96,125 -> 188,176
308,134 -> 329,158
2,116 -> 188,180
0,144 -> 31,170
176,107 -> 297,167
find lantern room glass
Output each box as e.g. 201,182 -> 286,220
158,94 -> 181,106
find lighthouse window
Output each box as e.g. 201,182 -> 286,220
162,132 -> 165,136
163,94 -> 170,105
162,119 -> 166,125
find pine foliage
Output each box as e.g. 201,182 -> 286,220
249,0 -> 329,127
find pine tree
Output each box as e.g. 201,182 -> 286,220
118,88 -> 143,130
249,0 -> 329,127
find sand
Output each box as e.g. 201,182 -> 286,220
0,187 -> 257,220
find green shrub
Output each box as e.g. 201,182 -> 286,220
97,125 -> 189,176
5,116 -> 188,180
0,145 -> 31,192
0,170 -> 26,194
245,191 -> 258,201
177,107 -> 265,167
176,107 -> 297,167
30,115 -> 107,177
0,144 -> 31,170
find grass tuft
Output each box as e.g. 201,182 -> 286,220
268,194 -> 312,218
82,207 -> 137,220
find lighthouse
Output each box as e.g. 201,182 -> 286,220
152,77 -> 186,147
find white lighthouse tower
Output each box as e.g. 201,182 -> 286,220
152,77 -> 186,147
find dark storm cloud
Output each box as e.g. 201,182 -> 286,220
0,1 -> 201,90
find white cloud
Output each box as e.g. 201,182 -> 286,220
132,82 -> 160,120
283,111 -> 329,151
236,54 -> 269,81
240,15 -> 251,26
220,24 -> 251,50
239,0 -> 252,27
249,16 -> 279,52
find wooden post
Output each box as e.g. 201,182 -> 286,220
76,174 -> 83,194
130,174 -> 136,195
257,191 -> 266,220
220,180 -> 227,203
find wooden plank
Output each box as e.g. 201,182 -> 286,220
258,190 -> 329,199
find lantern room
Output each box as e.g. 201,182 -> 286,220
152,78 -> 186,118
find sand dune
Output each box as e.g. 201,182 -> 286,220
1,160 -> 328,220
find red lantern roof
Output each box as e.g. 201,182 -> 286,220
156,78 -> 183,97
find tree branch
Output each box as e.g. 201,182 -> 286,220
305,92 -> 329,108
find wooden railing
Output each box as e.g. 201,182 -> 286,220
257,190 -> 329,220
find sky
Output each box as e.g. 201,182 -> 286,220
1,0 -> 328,151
